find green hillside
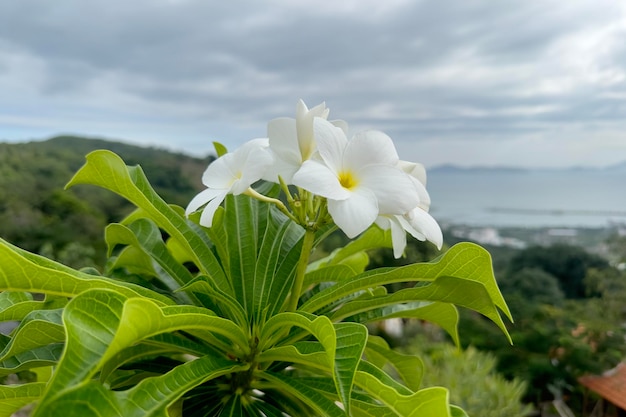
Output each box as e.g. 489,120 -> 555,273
0,136 -> 213,267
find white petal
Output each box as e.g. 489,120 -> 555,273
404,208 -> 443,250
234,145 -> 273,194
198,190 -> 229,228
262,149 -> 301,184
375,216 -> 391,230
268,117 -> 300,163
331,119 -> 349,136
411,163 -> 428,186
313,118 -> 347,175
186,188 -> 226,215
359,165 -> 419,215
398,160 -> 427,185
292,160 -> 350,200
327,188 -> 378,238
376,215 -> 406,258
409,176 -> 431,210
388,216 -> 408,259
296,103 -> 322,161
201,153 -> 238,189
345,130 -> 399,170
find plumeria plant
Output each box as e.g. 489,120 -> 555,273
0,100 -> 512,416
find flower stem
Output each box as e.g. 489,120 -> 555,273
243,188 -> 299,223
286,228 -> 316,311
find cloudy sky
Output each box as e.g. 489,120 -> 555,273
1,0 -> 625,168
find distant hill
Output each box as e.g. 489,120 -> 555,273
0,136 -> 214,267
429,161 -> 626,175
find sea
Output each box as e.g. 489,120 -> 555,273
425,166 -> 626,229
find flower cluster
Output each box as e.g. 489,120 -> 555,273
186,100 -> 442,258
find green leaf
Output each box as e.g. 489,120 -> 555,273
300,243 -> 511,341
262,371 -> 346,417
450,405 -> 470,417
332,276 -> 510,343
258,342 -> 329,371
0,344 -> 64,376
260,312 -> 336,358
99,343 -> 184,383
213,141 -> 228,157
0,238 -> 172,304
259,313 -> 366,414
365,336 -> 423,391
180,276 -> 248,328
350,302 -> 460,347
357,361 -> 413,396
109,245 -> 157,276
0,292 -> 67,322
0,382 -> 46,417
304,264 -> 357,287
350,399 -> 399,417
34,354 -> 247,417
105,220 -> 199,305
36,289 -> 249,411
313,226 -> 390,268
333,323 -> 368,415
65,150 -> 229,293
355,371 -> 452,417
0,310 -> 64,363
0,291 -> 31,309
216,194 -> 304,320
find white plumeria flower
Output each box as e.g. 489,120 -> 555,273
264,99 -> 347,184
397,160 -> 430,211
376,210 -> 443,258
186,138 -> 272,227
375,159 -> 442,258
292,118 -> 419,238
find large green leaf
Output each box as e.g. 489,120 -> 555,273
65,150 -> 229,293
365,336 -> 423,391
310,226 -> 390,269
333,322 -> 368,415
0,292 -> 67,322
261,371 -> 346,417
105,220 -> 199,305
355,371 -> 451,417
259,313 -> 366,414
300,243 -> 511,336
34,289 -> 249,413
180,276 -> 248,328
0,309 -> 64,364
0,344 -> 64,376
0,238 -> 172,304
303,264 -> 357,287
331,276 -> 510,342
350,302 -> 461,347
218,194 -> 304,320
0,382 -> 46,417
258,342 -> 329,371
35,354 -> 247,417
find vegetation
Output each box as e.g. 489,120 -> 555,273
403,336 -> 533,417
458,241 -> 626,412
0,136 -> 211,266
1,136 -> 624,414
0,149 -> 511,416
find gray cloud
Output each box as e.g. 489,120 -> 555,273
0,0 -> 625,167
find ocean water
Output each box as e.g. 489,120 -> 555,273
426,168 -> 626,228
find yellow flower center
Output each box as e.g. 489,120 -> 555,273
338,171 -> 358,190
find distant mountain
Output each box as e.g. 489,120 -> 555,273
0,135 -> 214,267
429,161 -> 626,175
429,164 -> 528,174
604,160 -> 626,173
